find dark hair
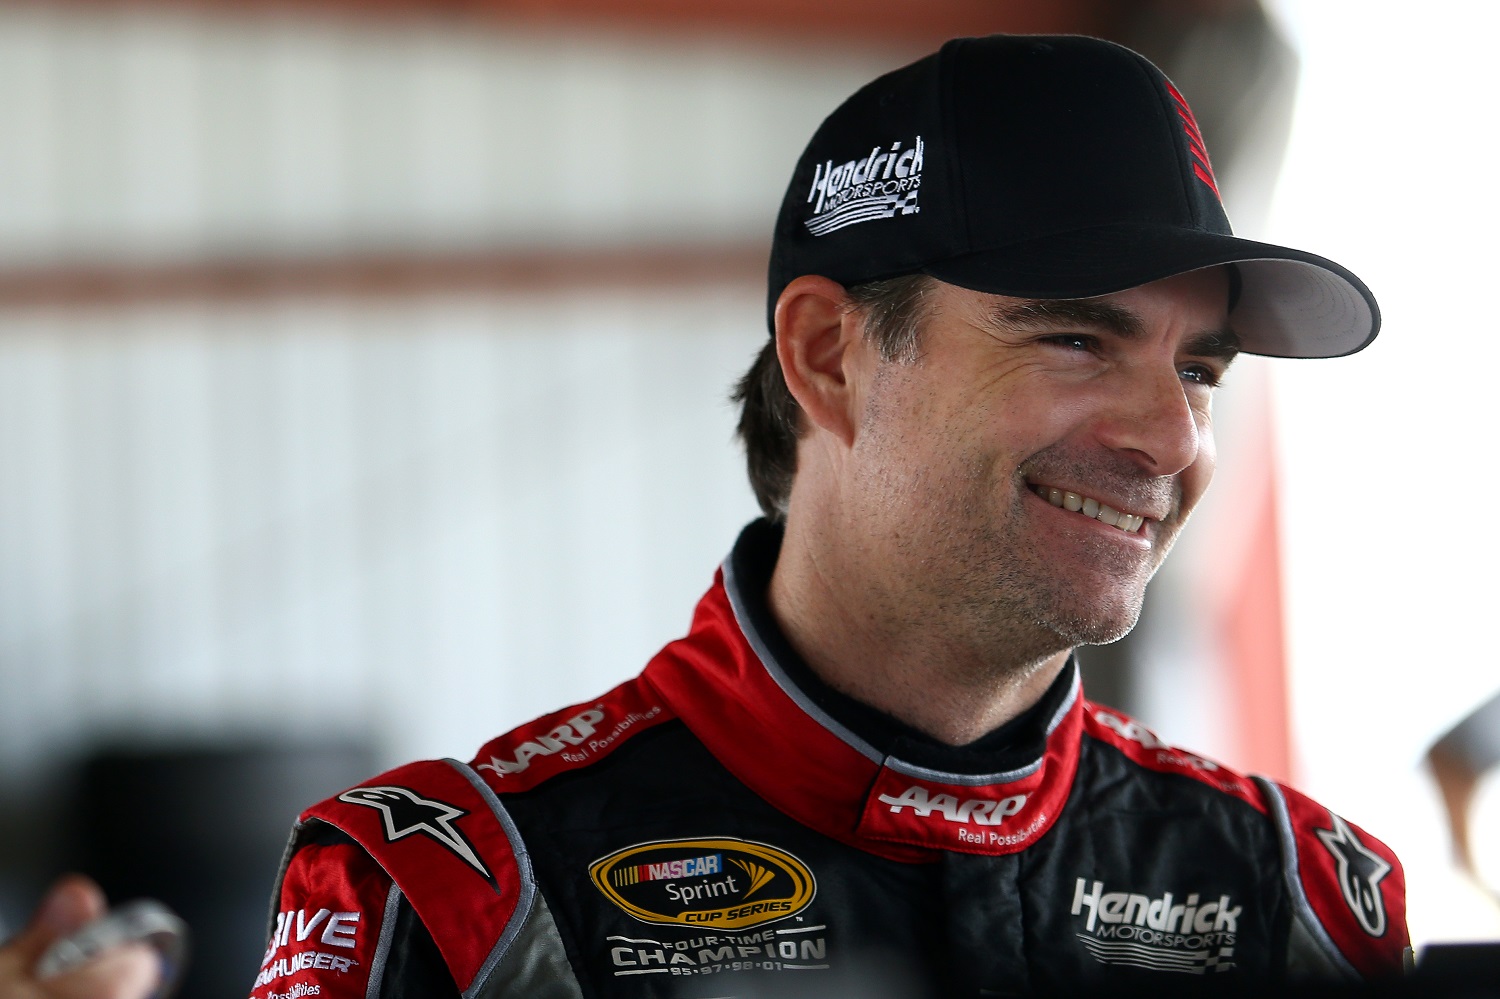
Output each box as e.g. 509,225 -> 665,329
732,273 -> 933,521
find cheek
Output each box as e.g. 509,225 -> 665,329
853,384 -> 974,506
954,382 -> 1095,463
1181,416 -> 1218,509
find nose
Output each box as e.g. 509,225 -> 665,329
1093,367 -> 1204,476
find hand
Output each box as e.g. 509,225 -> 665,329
0,876 -> 159,999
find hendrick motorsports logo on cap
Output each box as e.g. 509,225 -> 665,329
590,838 -> 816,930
804,136 -> 923,236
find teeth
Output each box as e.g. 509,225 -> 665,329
1034,485 -> 1146,535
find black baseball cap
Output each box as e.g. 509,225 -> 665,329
767,34 -> 1379,359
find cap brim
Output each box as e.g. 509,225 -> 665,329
922,224 -> 1379,359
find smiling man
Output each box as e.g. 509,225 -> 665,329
245,35 -> 1409,999
764,269 -> 1234,748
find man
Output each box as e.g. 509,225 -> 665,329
237,34 -> 1406,998
0,32 -> 1415,999
0,32 -> 1408,999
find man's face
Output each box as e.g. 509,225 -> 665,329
845,268 -> 1237,659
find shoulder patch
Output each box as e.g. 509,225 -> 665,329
471,676 -> 671,793
1258,779 -> 1408,980
251,835 -> 397,999
1082,701 -> 1265,812
304,758 -> 533,995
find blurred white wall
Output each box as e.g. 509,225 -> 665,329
1267,0 -> 1500,947
0,5 -> 892,261
0,288 -> 766,776
0,3 -> 906,787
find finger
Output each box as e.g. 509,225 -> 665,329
1,876 -> 110,967
40,942 -> 160,999
33,877 -> 109,938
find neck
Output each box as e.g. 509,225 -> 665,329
767,513 -> 1073,747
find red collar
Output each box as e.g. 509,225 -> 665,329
643,565 -> 1084,863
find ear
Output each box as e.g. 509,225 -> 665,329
774,275 -> 872,449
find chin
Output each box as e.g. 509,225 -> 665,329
1041,590 -> 1147,647
1060,615 -> 1138,647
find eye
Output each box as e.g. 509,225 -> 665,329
1179,363 -> 1223,388
1040,333 -> 1101,354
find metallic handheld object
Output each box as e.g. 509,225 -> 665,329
36,899 -> 188,999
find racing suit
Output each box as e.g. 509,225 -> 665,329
249,520 -> 1409,998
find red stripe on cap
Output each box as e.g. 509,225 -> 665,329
1164,80 -> 1220,197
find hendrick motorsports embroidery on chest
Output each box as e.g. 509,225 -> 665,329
1071,877 -> 1242,975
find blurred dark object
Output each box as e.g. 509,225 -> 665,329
1428,691 -> 1500,878
66,740 -> 375,999
1418,941 -> 1500,983
1046,946 -> 1500,998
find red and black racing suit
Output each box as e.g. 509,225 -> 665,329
248,521 -> 1409,999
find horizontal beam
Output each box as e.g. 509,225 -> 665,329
41,0 -> 1141,47
0,245 -> 769,309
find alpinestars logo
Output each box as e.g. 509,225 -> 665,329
339,786 -> 494,887
1315,812 -> 1392,937
1071,878 -> 1241,975
804,136 -> 923,236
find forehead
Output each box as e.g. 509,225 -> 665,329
1091,268 -> 1234,326
939,268 -> 1237,352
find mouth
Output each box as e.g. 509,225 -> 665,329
1027,483 -> 1149,535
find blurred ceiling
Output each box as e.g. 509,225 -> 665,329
46,0 -> 1257,48
2,0 -> 1272,306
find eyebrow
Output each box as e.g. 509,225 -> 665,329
987,299 -> 1242,364
1183,327 -> 1242,363
990,300 -> 1143,337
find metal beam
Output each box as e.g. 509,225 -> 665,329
40,0 -> 1139,48
0,245 -> 768,309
